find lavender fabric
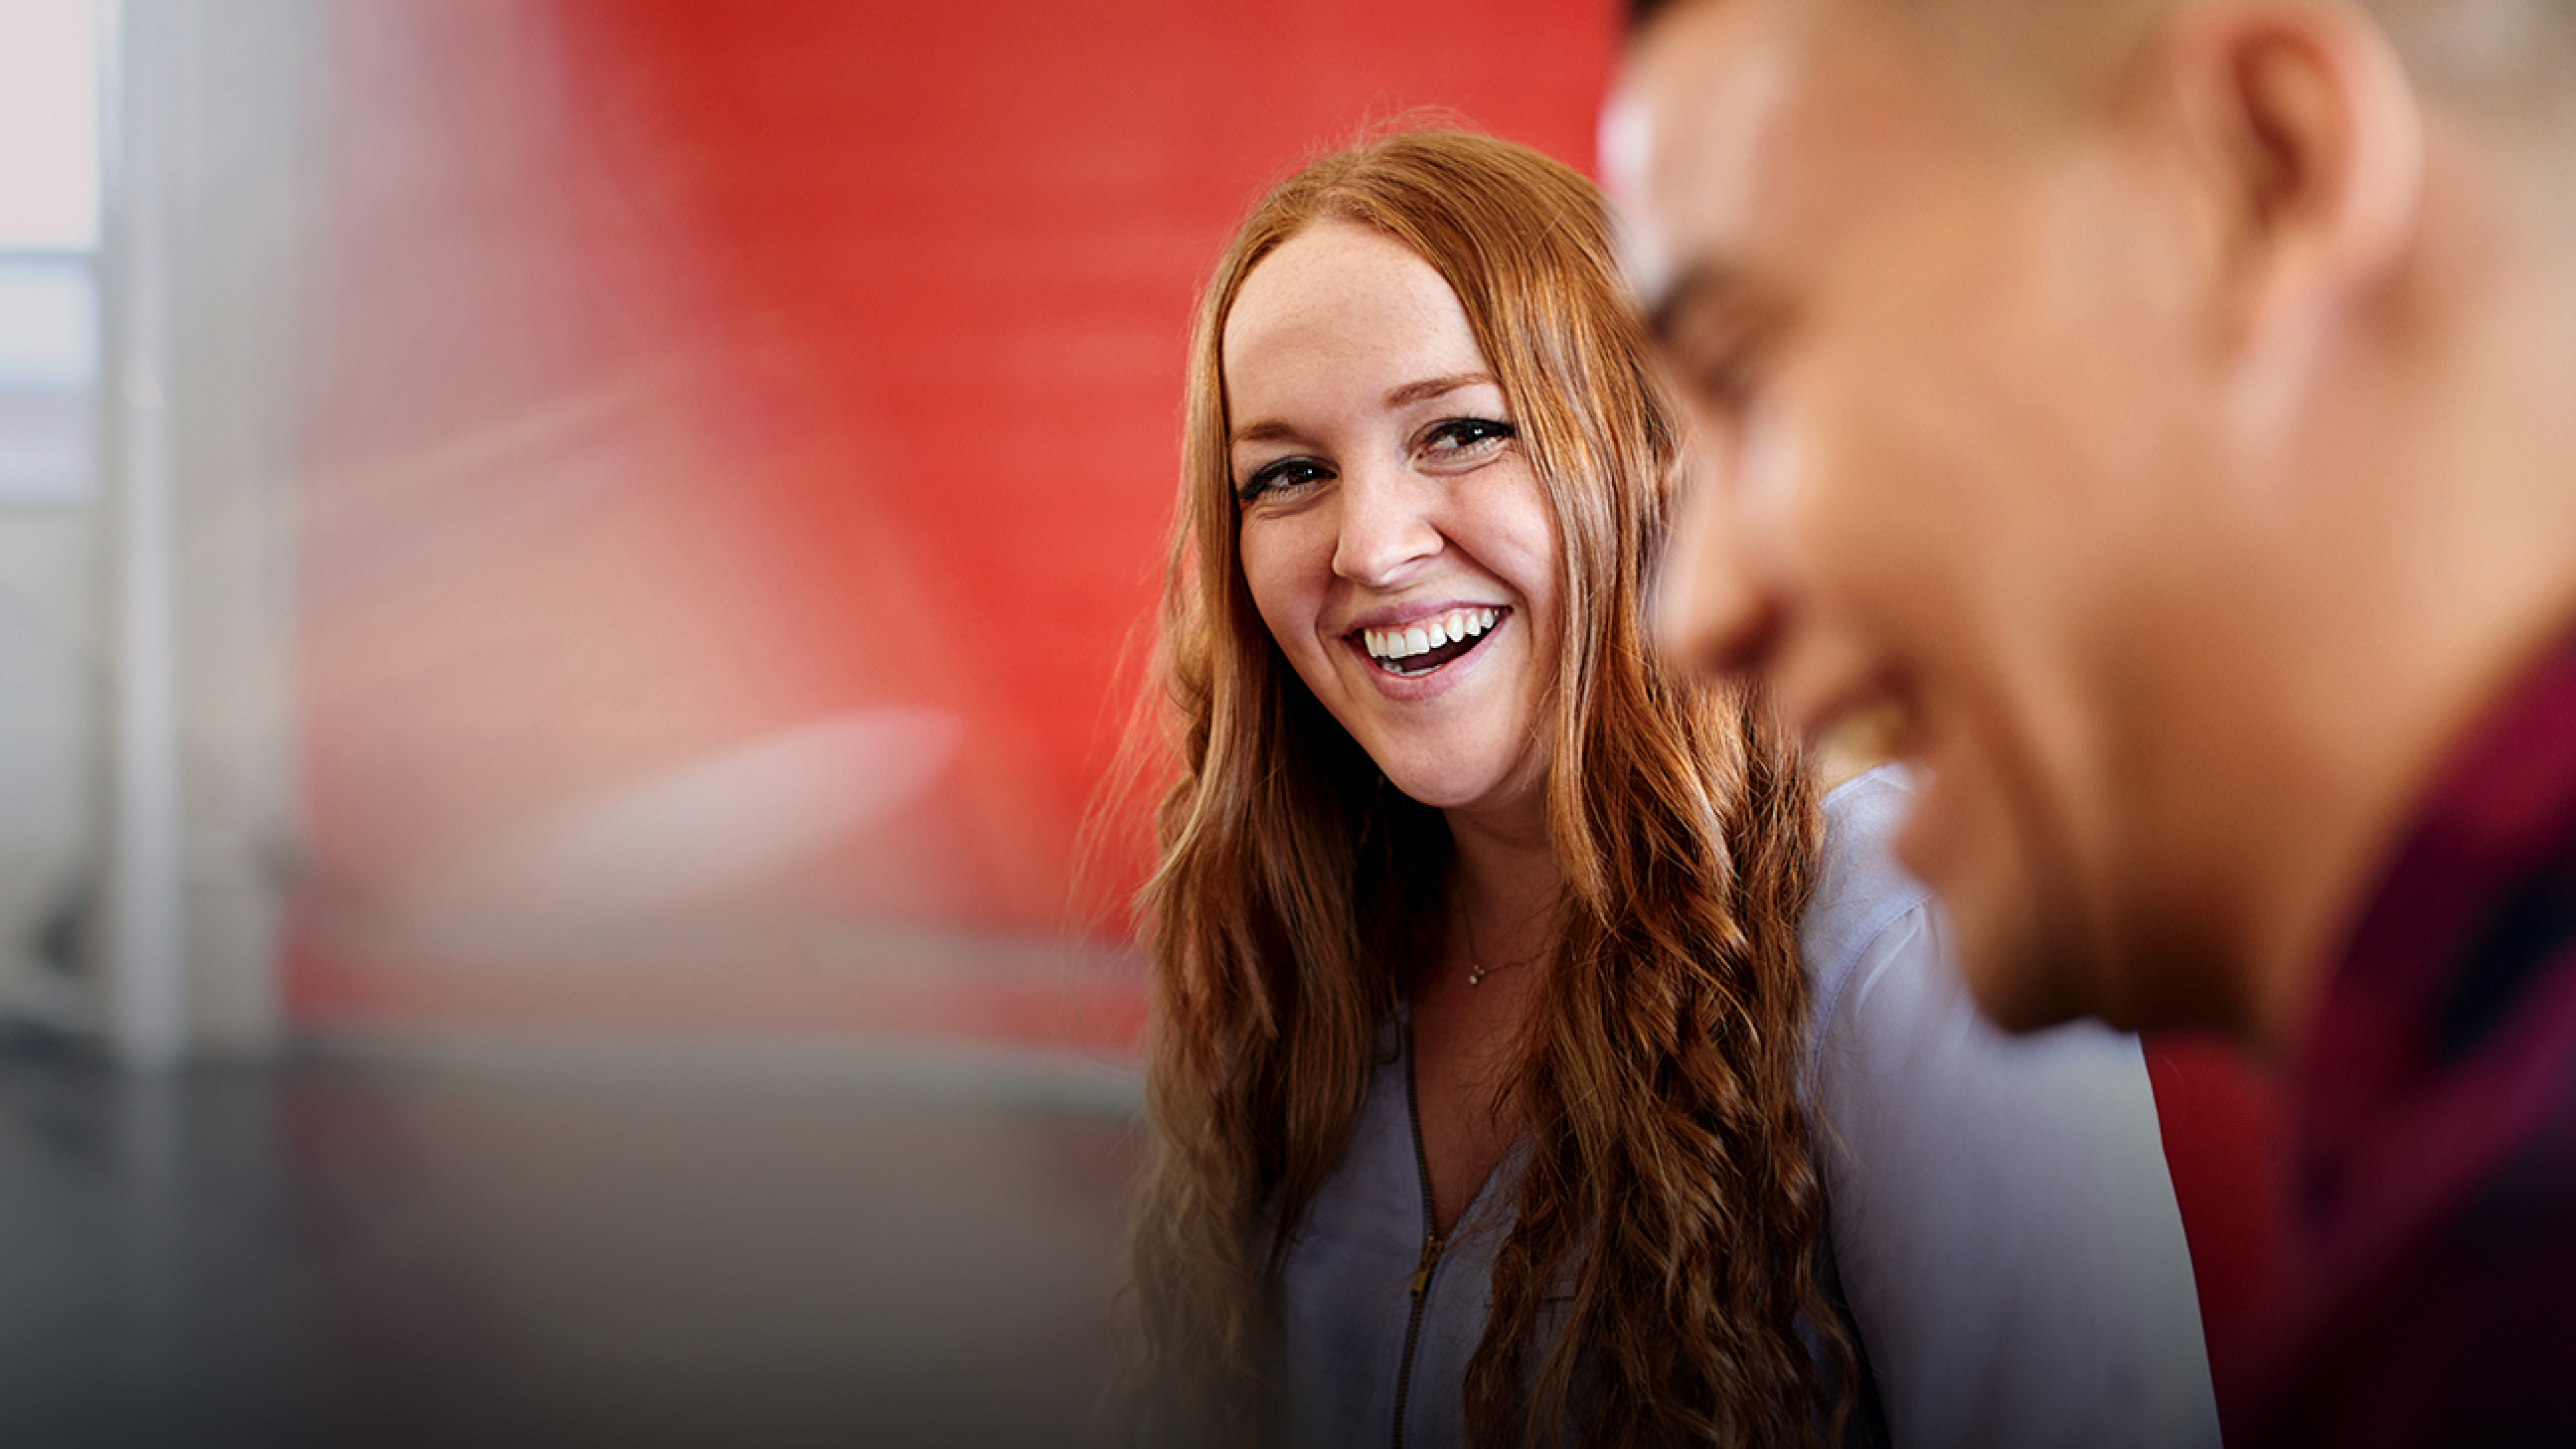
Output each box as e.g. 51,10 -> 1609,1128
1276,766 -> 2220,1449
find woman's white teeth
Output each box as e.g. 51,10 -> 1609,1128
1363,607 -> 1499,662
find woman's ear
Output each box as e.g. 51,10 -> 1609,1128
2150,0 -> 2426,355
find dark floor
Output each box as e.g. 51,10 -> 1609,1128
0,1035 -> 1144,1449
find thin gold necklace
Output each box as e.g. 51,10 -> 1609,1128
1456,896 -> 1523,988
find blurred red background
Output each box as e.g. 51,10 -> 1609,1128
284,0 -> 1621,1047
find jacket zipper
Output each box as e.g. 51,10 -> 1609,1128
1391,1022 -> 1442,1449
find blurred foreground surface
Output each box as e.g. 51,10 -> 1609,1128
0,1037 -> 1140,1448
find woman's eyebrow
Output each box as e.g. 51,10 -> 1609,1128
1228,417 -> 1302,447
1385,372 -> 1496,408
1229,373 -> 1500,447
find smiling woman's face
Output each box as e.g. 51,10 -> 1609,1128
1222,221 -> 1563,827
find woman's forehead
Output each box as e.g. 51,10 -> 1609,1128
1221,226 -> 1501,426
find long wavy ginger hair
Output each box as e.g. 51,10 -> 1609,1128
1119,130 -> 1849,1448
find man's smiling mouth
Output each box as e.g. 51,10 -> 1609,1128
1359,607 -> 1504,678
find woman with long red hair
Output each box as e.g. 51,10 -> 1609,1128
1110,129 -> 2215,1449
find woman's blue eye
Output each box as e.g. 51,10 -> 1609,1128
1236,458 -> 1331,502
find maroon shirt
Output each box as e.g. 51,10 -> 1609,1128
2258,635 -> 2576,1446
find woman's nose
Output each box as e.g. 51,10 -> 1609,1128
1330,466 -> 1441,586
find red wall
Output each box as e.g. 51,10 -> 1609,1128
287,0 -> 1621,1046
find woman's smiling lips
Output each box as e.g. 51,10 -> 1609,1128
1337,603 -> 1513,693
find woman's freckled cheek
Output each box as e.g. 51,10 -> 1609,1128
1240,522 -> 1324,678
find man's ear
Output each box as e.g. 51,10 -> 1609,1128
2150,0 -> 2425,355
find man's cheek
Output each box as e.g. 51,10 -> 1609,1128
1738,404 -> 1832,598
1652,462 -> 1730,666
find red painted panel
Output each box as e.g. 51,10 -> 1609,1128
288,0 -> 1620,1046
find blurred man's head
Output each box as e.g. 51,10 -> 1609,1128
1612,0 -> 2576,1040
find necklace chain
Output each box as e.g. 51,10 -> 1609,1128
1457,897 -> 1520,988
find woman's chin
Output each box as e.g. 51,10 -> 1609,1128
1384,776 -> 1486,812
1376,755 -> 1549,825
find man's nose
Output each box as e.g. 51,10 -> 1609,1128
1653,467 -> 1781,679
1331,465 -> 1441,586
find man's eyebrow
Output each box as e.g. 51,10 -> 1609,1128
1646,262 -> 1750,349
